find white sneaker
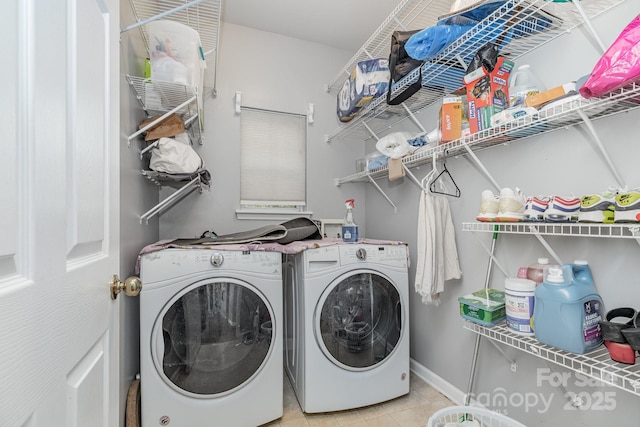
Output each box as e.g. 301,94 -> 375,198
476,190 -> 499,222
497,187 -> 526,222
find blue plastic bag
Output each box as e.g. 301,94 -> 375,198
404,25 -> 473,61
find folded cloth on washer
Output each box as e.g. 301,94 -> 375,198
169,217 -> 322,246
135,237 -> 410,274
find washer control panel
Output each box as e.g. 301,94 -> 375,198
340,244 -> 408,267
210,252 -> 224,267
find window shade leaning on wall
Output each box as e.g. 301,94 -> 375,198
240,107 -> 307,207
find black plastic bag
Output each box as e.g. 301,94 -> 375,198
465,42 -> 499,75
387,30 -> 424,105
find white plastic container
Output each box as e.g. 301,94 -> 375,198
526,257 -> 549,285
509,64 -> 545,108
147,20 -> 205,87
505,277 -> 536,335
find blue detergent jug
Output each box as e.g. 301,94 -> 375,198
533,262 -> 604,354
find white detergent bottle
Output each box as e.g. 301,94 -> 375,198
342,199 -> 359,242
533,264 -> 604,354
526,257 -> 549,285
509,64 -> 545,108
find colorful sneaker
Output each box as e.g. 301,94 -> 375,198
524,196 -> 550,222
614,189 -> 640,223
496,187 -> 526,222
543,195 -> 580,222
476,190 -> 499,222
579,189 -> 617,223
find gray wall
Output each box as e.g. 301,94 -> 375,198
119,2 -> 161,424
364,2 -> 640,425
159,22 -> 368,238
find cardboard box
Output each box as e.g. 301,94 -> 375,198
139,113 -> 185,141
464,57 -> 514,134
525,82 -> 576,108
440,96 -> 463,143
458,288 -> 506,327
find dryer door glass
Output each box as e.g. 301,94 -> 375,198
317,272 -> 402,369
157,280 -> 274,396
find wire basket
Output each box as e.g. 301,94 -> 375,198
427,406 -> 527,427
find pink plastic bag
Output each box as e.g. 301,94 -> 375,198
580,14 -> 640,98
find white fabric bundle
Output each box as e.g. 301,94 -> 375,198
149,132 -> 203,174
414,190 -> 462,305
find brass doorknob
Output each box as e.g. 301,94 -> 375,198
110,274 -> 142,300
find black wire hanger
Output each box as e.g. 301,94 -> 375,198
429,151 -> 461,198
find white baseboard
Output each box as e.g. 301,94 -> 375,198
410,358 -> 466,405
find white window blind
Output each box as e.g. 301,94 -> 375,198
240,107 -> 307,208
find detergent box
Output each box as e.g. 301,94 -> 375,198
458,288 -> 506,327
440,96 -> 463,143
337,58 -> 389,122
463,57 -> 514,134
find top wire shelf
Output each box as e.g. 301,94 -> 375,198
326,0 -> 452,94
326,0 -> 627,143
123,0 -> 221,90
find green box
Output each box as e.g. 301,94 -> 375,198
459,288 -> 506,327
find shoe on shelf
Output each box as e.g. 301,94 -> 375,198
496,187 -> 526,222
476,190 -> 499,222
543,195 -> 580,222
614,189 -> 640,223
579,188 -> 618,223
524,196 -> 550,222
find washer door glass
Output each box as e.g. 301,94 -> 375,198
316,271 -> 402,370
155,279 -> 274,396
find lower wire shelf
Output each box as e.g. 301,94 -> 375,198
140,170 -> 209,224
464,321 -> 640,397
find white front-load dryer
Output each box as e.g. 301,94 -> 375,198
139,248 -> 283,427
283,243 -> 410,413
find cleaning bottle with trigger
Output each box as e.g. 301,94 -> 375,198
342,199 -> 359,242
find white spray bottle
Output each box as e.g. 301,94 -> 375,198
342,199 -> 359,242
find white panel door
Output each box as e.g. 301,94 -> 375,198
0,0 -> 120,426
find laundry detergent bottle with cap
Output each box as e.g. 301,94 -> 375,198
526,257 -> 549,285
342,199 -> 359,242
509,64 -> 544,108
533,264 -> 604,354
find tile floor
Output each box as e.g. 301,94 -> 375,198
261,372 -> 454,427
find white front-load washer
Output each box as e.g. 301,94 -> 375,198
283,243 -> 410,413
139,248 -> 283,427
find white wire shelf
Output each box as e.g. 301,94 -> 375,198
327,0 -> 627,143
140,171 -> 207,224
335,81 -> 640,185
126,75 -> 202,144
464,322 -> 640,397
326,0 -> 452,94
123,0 -> 221,90
126,75 -> 200,114
461,222 -> 640,240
